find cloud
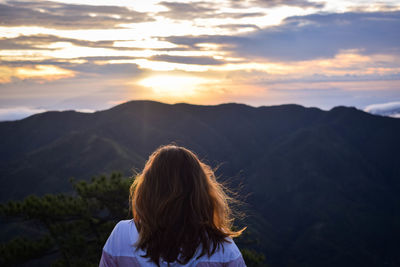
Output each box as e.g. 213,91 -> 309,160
0,34 -> 190,53
0,106 -> 47,121
0,34 -> 112,50
0,56 -> 142,67
253,0 -> 324,8
67,62 -> 143,77
0,61 -> 144,84
0,106 -> 96,121
230,0 -> 324,8
348,2 -> 400,12
149,55 -> 224,65
158,1 -> 215,19
216,24 -> 260,31
164,11 -> 400,61
0,34 -> 154,52
0,62 -> 151,113
0,35 -> 53,50
364,101 -> 400,118
0,1 -> 152,29
0,64 -> 76,84
157,1 -> 264,20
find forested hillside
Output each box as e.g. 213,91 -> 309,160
1,100 -> 400,266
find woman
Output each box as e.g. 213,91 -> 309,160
100,145 -> 246,266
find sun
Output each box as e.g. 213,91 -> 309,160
138,75 -> 208,97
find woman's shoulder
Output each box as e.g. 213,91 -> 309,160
102,220 -> 138,256
110,219 -> 138,238
114,219 -> 137,234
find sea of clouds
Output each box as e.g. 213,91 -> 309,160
364,101 -> 400,118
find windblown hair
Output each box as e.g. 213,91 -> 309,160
130,145 -> 244,265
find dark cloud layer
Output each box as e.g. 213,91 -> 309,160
216,24 -> 260,30
0,33 -> 196,53
0,0 -> 152,29
0,34 -> 151,51
0,34 -> 114,50
150,55 -> 224,65
230,0 -> 324,9
67,62 -> 143,77
254,0 -> 324,8
158,1 -> 264,20
0,56 -> 143,68
164,11 -> 400,61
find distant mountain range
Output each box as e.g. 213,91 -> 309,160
1,100 -> 400,267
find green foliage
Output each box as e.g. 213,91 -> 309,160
0,172 -> 133,266
0,236 -> 53,266
241,249 -> 268,267
236,224 -> 268,266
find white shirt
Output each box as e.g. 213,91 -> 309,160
99,220 -> 246,267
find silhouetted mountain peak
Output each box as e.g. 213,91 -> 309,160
329,105 -> 361,114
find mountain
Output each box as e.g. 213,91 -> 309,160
1,100 -> 400,267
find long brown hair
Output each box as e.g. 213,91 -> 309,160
130,145 -> 244,265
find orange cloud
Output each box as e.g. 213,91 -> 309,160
0,65 -> 75,83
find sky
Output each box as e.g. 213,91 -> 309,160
1,0 -> 400,120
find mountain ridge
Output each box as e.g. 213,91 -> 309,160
1,100 -> 400,266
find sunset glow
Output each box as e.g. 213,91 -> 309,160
0,0 -> 399,120
0,65 -> 75,83
138,75 -> 210,97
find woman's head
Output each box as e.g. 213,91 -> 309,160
130,144 -> 243,265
